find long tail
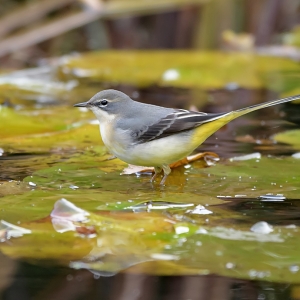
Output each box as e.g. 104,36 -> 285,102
232,94 -> 300,118
192,94 -> 300,147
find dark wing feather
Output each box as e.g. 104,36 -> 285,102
132,109 -> 227,143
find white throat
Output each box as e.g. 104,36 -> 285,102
90,107 -> 115,123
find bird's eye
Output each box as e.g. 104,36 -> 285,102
100,99 -> 108,106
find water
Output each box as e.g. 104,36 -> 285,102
0,260 -> 294,300
1,84 -> 300,300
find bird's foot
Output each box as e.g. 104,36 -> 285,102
150,167 -> 162,183
150,165 -> 171,185
159,165 -> 171,185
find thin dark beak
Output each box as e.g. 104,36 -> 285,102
74,101 -> 88,107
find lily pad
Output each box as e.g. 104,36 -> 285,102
273,129 -> 300,147
0,106 -> 93,138
1,123 -> 102,154
58,51 -> 300,90
2,199 -> 300,283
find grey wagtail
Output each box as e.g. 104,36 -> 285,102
74,90 -> 300,184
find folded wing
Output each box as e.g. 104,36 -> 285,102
133,109 -> 228,143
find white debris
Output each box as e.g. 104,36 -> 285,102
230,152 -> 261,161
250,221 -> 273,234
151,253 -> 179,260
69,185 -> 79,190
195,228 -> 208,234
225,262 -> 236,269
289,265 -> 300,273
175,226 -> 190,234
225,82 -> 239,90
186,205 -> 213,215
162,69 -> 180,81
50,198 -> 90,222
0,220 -> 31,239
292,152 -> 300,159
258,193 -> 286,201
52,218 -> 76,233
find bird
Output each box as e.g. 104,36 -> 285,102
74,89 -> 300,184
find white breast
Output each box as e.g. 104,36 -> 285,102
99,122 -> 132,160
101,127 -> 194,167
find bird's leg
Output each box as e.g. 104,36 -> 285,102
151,167 -> 162,182
160,165 -> 171,185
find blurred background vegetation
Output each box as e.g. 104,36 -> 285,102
1,0 -> 300,68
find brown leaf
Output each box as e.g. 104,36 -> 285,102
76,226 -> 97,236
235,134 -> 274,145
122,152 -> 219,175
0,230 -> 7,241
169,152 -> 219,168
122,165 -> 154,175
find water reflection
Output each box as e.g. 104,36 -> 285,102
0,257 -> 293,300
217,196 -> 300,226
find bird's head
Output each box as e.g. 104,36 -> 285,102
74,89 -> 132,122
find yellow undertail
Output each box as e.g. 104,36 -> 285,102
191,94 -> 300,148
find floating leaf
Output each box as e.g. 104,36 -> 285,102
273,129 -> 300,147
2,123 -> 102,153
0,106 -> 93,138
2,199 -> 300,282
59,51 -> 300,90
